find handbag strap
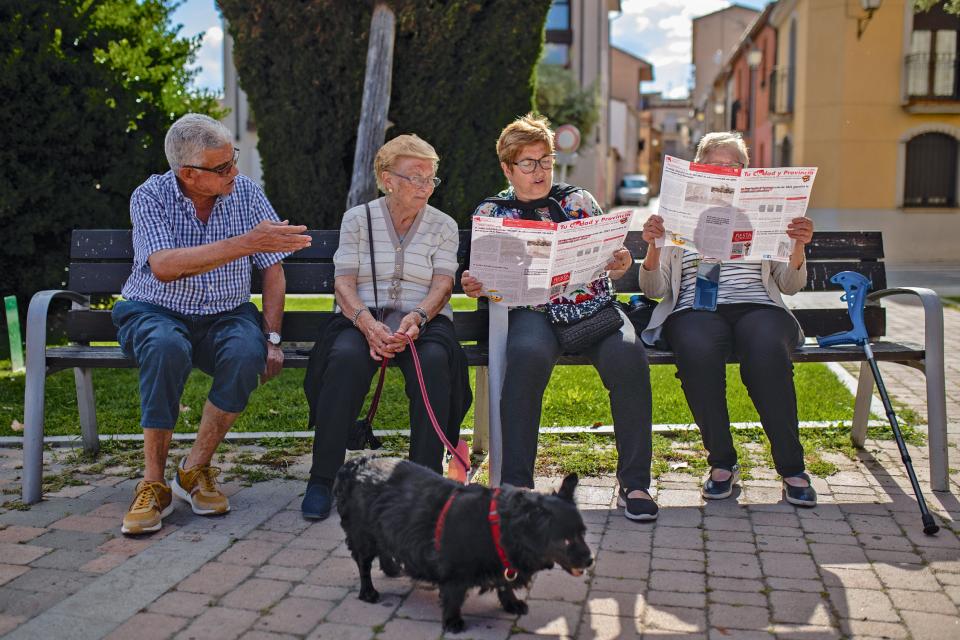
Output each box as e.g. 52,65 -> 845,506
364,202 -> 387,422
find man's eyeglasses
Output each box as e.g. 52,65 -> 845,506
513,154 -> 556,174
390,171 -> 441,189
184,147 -> 240,177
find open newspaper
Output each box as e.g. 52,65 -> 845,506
656,155 -> 817,261
469,210 -> 634,306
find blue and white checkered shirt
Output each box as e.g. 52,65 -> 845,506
121,171 -> 288,315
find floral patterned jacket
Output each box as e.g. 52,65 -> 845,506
472,184 -> 612,311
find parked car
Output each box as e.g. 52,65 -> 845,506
616,174 -> 650,206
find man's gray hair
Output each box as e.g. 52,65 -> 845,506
164,113 -> 233,172
694,131 -> 750,166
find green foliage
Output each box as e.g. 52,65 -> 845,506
0,0 -> 221,301
218,0 -> 552,226
915,0 -> 960,14
534,62 -> 601,145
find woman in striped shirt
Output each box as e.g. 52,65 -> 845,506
301,135 -> 471,520
639,132 -> 818,507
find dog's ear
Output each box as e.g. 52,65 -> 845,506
556,473 -> 578,502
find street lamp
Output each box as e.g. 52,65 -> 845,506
857,0 -> 882,40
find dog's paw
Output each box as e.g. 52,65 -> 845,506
502,599 -> 528,615
358,587 -> 380,604
443,616 -> 466,634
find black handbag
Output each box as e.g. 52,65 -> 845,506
550,303 -> 624,353
619,295 -> 659,334
347,203 -> 385,451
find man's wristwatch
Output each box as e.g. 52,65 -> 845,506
264,331 -> 282,346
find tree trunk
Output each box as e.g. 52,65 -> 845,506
346,3 -> 395,209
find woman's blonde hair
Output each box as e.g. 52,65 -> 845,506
496,113 -> 555,165
374,134 -> 440,192
694,131 -> 750,166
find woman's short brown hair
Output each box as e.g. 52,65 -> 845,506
374,134 -> 440,192
496,113 -> 555,165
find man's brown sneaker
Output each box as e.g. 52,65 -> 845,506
171,458 -> 230,515
122,480 -> 173,535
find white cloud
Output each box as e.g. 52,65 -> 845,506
187,24 -> 224,94
612,0 -> 761,98
656,15 -> 689,39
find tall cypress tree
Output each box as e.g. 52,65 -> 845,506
218,0 -> 552,227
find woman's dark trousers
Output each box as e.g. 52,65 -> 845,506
499,308 -> 654,490
663,303 -> 805,477
308,327 -> 457,484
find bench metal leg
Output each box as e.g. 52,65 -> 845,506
74,367 -> 99,456
487,303 -> 509,487
925,353 -> 949,493
22,357 -> 46,504
852,361 -> 873,448
473,366 -> 488,454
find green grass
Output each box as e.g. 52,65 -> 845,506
1,293 -> 858,437
0,358 -> 859,438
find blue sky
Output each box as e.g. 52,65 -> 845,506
172,0 -> 768,98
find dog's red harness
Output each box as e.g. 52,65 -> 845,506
433,488 -> 518,581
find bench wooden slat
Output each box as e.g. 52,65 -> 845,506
68,229 -> 890,295
65,309 -> 491,343
42,339 -> 923,371
64,306 -> 884,344
72,230 -> 882,261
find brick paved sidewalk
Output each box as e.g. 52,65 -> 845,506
0,438 -> 958,640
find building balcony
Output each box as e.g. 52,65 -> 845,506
904,53 -> 960,114
768,67 -> 793,123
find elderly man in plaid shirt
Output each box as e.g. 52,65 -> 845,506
112,114 -> 311,535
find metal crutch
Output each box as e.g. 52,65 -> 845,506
818,271 -> 939,535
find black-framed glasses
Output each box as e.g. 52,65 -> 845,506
513,154 -> 556,174
390,171 -> 441,189
184,147 -> 240,177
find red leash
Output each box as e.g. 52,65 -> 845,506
403,334 -> 471,476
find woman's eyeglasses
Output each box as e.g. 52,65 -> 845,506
513,155 -> 556,174
390,171 -> 441,189
184,147 -> 240,177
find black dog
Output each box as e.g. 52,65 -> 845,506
334,456 -> 593,633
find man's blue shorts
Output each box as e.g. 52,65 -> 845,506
112,300 -> 266,429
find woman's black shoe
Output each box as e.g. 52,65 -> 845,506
302,482 -> 333,520
782,472 -> 817,507
702,464 -> 739,500
617,487 -> 659,521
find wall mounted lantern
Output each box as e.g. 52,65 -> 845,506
857,0 -> 883,39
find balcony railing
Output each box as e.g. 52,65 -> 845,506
768,67 -> 793,115
905,53 -> 960,100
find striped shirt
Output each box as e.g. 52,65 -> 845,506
675,250 -> 774,311
334,198 -> 459,321
121,171 -> 288,315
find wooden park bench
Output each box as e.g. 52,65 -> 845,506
21,229 -> 948,503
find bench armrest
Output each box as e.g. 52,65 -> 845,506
866,287 -> 943,354
866,286 -> 949,491
26,290 -> 91,371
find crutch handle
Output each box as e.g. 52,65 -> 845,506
817,271 -> 872,347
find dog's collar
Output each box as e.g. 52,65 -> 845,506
432,488 -> 519,582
